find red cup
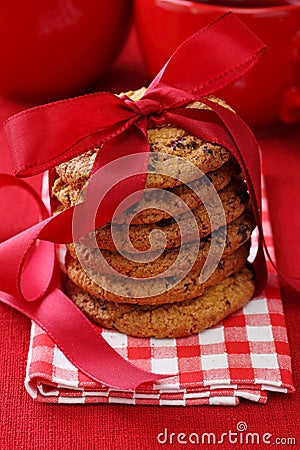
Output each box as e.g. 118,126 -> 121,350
0,0 -> 132,102
134,0 -> 300,132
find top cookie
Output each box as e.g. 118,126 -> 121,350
54,89 -> 232,190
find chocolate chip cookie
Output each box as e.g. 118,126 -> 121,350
65,243 -> 249,305
67,207 -> 255,278
65,266 -> 254,338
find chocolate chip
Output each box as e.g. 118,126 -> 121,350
171,140 -> 184,149
156,217 -> 174,227
212,226 -> 226,240
187,141 -> 197,150
237,223 -> 249,242
237,189 -> 249,204
166,275 -> 180,284
184,283 -> 190,293
202,145 -> 213,156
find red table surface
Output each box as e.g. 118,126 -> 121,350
1,28 -> 300,450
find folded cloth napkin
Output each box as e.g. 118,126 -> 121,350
25,178 -> 295,405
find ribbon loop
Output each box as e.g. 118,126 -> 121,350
149,13 -> 267,97
4,92 -> 136,177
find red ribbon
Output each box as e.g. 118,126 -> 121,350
1,13 -> 299,389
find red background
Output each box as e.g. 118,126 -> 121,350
1,28 -> 300,450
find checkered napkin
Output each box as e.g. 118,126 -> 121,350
25,179 -> 295,405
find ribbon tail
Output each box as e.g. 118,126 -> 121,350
199,102 -> 267,292
0,287 -> 168,389
0,173 -> 170,389
74,121 -> 150,238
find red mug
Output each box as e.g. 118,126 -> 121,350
0,0 -> 132,102
134,0 -> 300,132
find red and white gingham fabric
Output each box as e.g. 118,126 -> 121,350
25,177 -> 295,405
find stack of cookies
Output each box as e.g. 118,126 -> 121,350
52,88 -> 256,338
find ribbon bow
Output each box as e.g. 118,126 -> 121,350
1,13 -> 296,390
